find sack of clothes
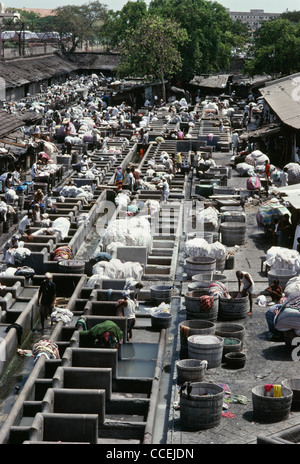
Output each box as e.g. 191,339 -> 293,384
53,245 -> 72,261
31,339 -> 60,364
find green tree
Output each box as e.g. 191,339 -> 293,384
148,0 -> 246,82
99,0 -> 147,49
117,14 -> 188,101
53,1 -> 107,53
244,18 -> 300,76
281,10 -> 300,23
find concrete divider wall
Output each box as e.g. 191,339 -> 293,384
41,387 -> 106,424
62,347 -> 118,379
28,412 -> 99,444
52,366 -> 112,400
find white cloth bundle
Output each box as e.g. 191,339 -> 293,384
77,213 -> 90,227
50,217 -> 71,240
284,276 -> 300,295
5,242 -> 31,265
50,308 -> 73,325
102,216 -> 152,248
265,246 -> 300,272
91,258 -> 143,282
196,206 -> 219,230
236,162 -> 255,177
185,238 -> 226,260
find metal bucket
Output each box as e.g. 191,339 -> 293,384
58,259 -> 85,274
185,290 -> 219,322
151,312 -> 172,331
282,379 -> 300,411
150,285 -> 173,303
192,273 -> 227,283
220,222 -> 246,246
222,337 -> 242,361
179,319 -> 216,355
219,291 -> 249,320
187,334 -> 224,369
187,231 -> 214,244
221,212 -> 246,223
215,323 -> 245,346
252,385 -> 293,423
176,359 -> 207,384
180,382 -> 224,430
185,257 -> 216,279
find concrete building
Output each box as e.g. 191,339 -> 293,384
227,9 -> 281,30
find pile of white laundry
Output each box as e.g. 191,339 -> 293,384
87,258 -> 143,286
265,246 -> 300,272
185,237 -> 226,260
102,216 -> 152,248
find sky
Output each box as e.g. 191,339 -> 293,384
5,0 -> 300,13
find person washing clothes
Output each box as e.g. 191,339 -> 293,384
115,290 -> 137,341
236,270 -> 254,316
265,279 -> 283,304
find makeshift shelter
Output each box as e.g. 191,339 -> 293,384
256,199 -> 291,228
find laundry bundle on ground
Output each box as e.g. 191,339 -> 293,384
208,282 -> 231,299
285,276 -> 300,295
53,245 -> 72,261
185,237 -> 226,261
265,246 -> 300,272
102,216 -> 152,248
50,308 -> 73,325
284,163 -> 300,185
88,258 -> 143,285
5,242 -> 31,265
32,339 -> 60,364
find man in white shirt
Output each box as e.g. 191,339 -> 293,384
19,212 -> 33,235
280,169 -> 288,187
116,291 -> 137,341
162,178 -> 170,203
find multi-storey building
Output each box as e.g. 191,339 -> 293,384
227,8 -> 281,30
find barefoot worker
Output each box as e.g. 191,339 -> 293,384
236,270 -> 254,315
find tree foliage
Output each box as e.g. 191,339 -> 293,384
147,0 -> 247,81
281,10 -> 300,23
117,14 -> 188,100
53,1 -> 107,53
244,18 -> 300,76
99,0 -> 147,49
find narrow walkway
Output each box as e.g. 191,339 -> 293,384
164,149 -> 300,445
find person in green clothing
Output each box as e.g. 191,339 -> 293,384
79,320 -> 123,348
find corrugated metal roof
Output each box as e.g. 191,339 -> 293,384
0,111 -> 24,138
190,74 -> 230,89
0,110 -> 42,138
0,54 -> 78,89
260,73 -> 300,130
